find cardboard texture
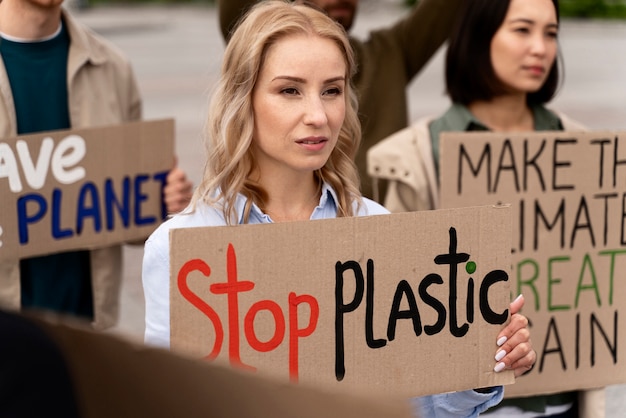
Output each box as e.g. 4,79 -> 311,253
0,119 -> 174,262
169,206 -> 515,398
20,313 -> 415,418
440,130 -> 626,397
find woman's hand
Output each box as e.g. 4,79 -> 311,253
493,294 -> 536,377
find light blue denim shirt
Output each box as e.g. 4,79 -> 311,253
142,182 -> 502,417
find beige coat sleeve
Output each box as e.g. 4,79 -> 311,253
366,117 -> 439,212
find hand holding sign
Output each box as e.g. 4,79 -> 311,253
494,294 -> 536,377
163,165 -> 193,215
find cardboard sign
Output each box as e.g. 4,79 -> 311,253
0,119 -> 174,262
440,130 -> 626,396
169,206 -> 515,398
18,312 -> 414,418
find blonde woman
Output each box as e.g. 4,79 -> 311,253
142,2 -> 535,416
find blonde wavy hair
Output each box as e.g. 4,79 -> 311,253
191,0 -> 362,224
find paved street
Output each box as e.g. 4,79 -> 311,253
72,2 -> 626,414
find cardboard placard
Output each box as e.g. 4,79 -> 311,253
0,119 -> 174,262
169,206 -> 514,398
440,130 -> 626,396
15,312 -> 414,418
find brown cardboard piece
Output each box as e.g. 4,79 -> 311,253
440,130 -> 626,396
0,119 -> 174,262
169,205 -> 515,398
21,312 -> 415,418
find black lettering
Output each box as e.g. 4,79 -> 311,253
387,280 -> 422,341
570,195 -> 596,248
622,193 -> 626,246
524,138 -> 546,191
335,260 -> 365,381
590,311 -> 618,366
590,138 -> 610,188
594,193 -> 618,246
435,228 -> 470,337
418,273 -> 446,335
534,198 -> 565,250
553,138 -> 576,190
518,198 -> 525,252
539,317 -> 567,372
576,313 -> 580,369
479,270 -> 509,324
494,139 -> 520,193
467,277 -> 475,324
366,259 -> 386,348
613,136 -> 626,188
458,143 -> 491,195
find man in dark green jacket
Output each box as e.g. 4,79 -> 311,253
218,0 -> 461,199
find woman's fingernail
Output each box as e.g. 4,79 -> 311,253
494,362 -> 506,373
497,336 -> 507,346
513,294 -> 523,304
495,350 -> 507,362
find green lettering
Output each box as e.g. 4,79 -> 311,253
598,248 -> 626,305
575,253 -> 601,308
548,256 -> 570,311
517,258 -> 540,311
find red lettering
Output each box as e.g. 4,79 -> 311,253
177,259 -> 223,359
177,244 -> 320,379
245,300 -> 285,355
210,243 -> 255,371
289,292 -> 319,382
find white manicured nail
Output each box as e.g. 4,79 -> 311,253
494,362 -> 506,373
497,336 -> 507,346
495,350 -> 506,362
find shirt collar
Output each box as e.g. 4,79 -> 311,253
442,102 -> 562,131
235,182 -> 337,224
443,103 -> 490,131
319,181 -> 338,207
531,105 -> 563,131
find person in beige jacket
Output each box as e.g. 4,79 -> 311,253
368,0 -> 605,416
0,0 -> 192,330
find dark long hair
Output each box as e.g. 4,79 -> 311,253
445,0 -> 561,105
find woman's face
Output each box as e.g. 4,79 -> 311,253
490,0 -> 558,96
251,34 -> 346,179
